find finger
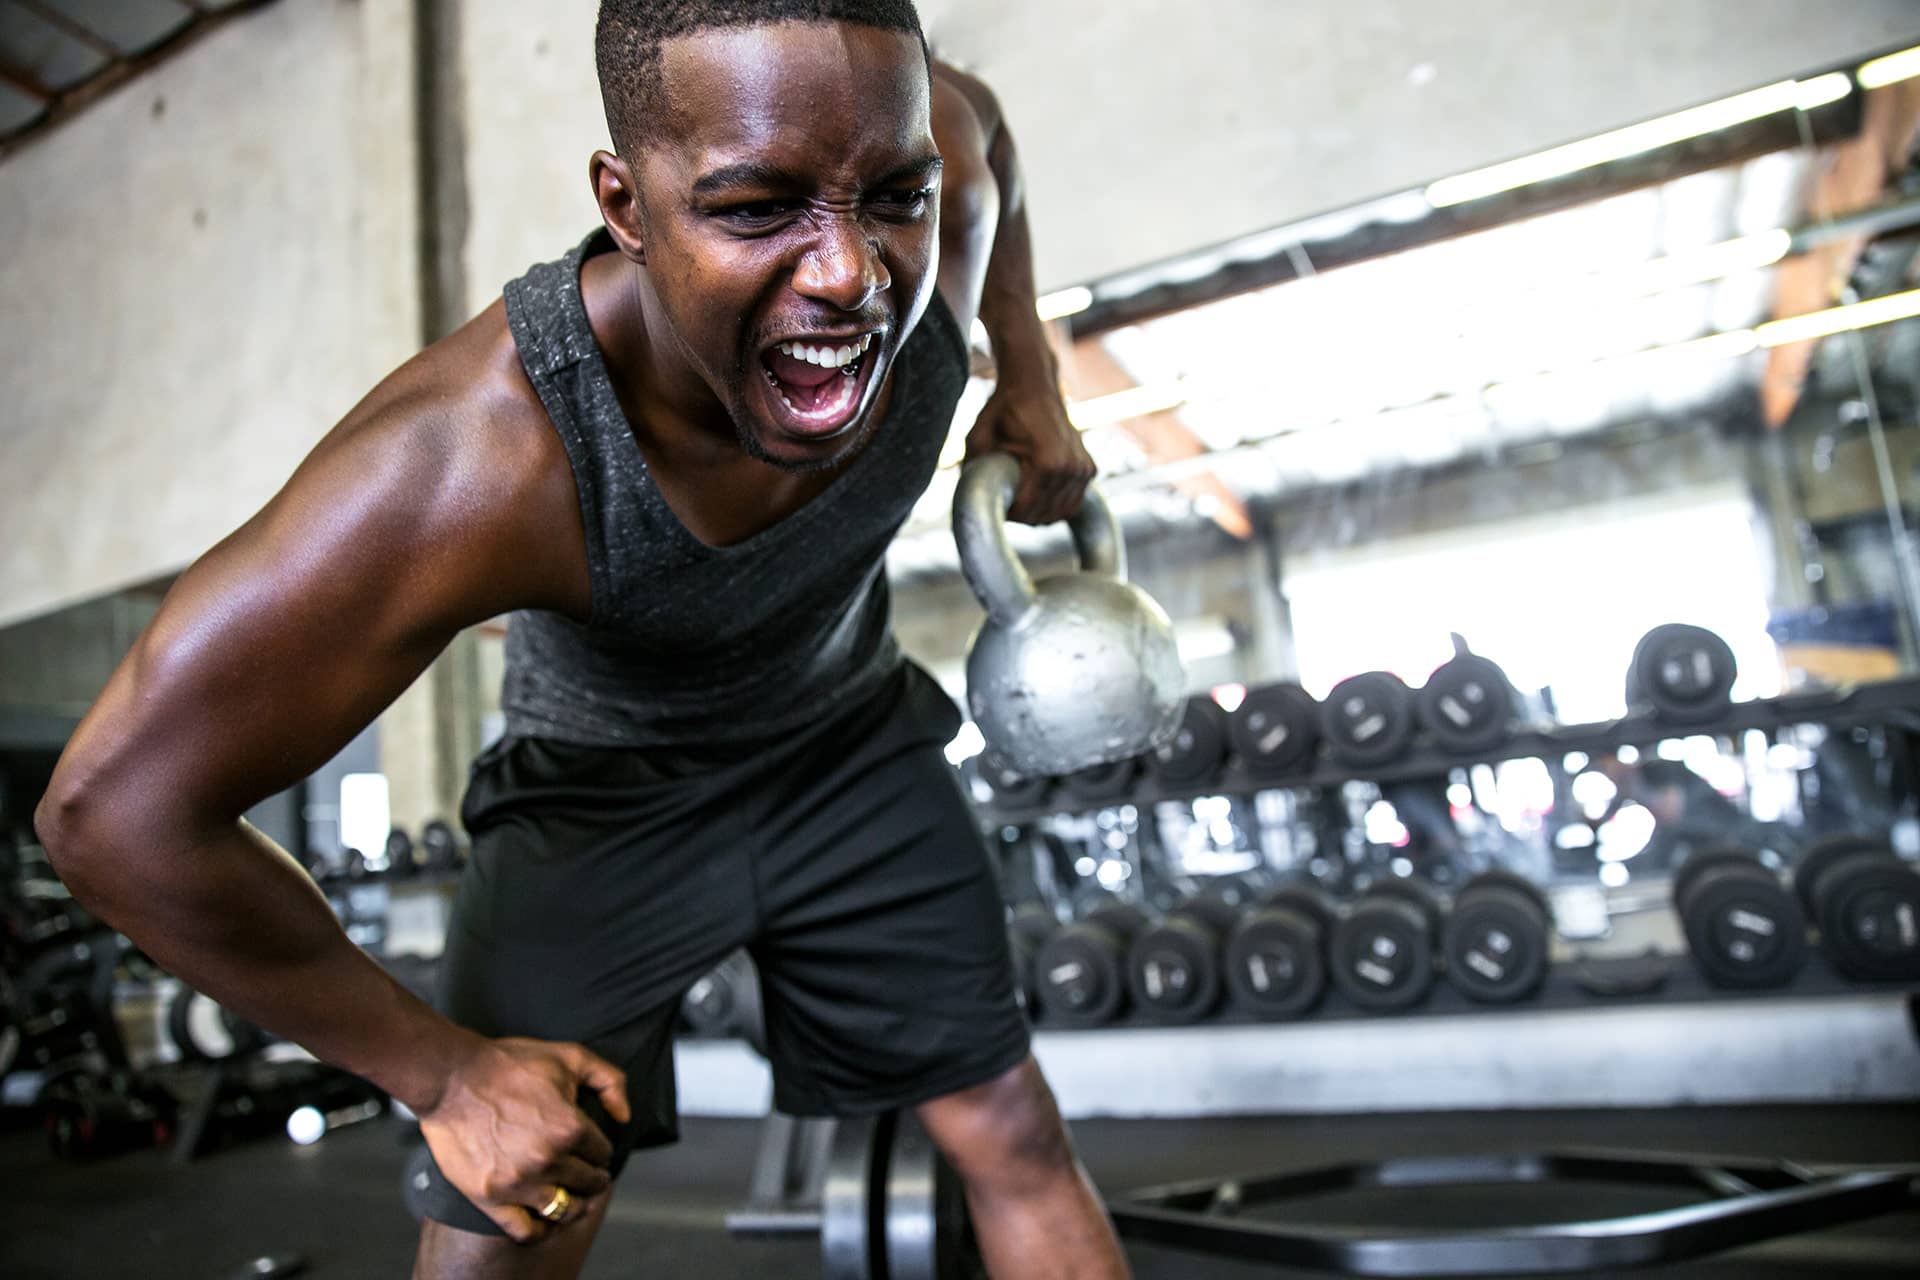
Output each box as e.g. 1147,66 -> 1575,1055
566,1116 -> 616,1170
560,1044 -> 632,1127
488,1203 -> 548,1247
548,1153 -> 613,1197
1011,462 -> 1052,525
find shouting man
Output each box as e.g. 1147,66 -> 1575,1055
37,1 -> 1130,1277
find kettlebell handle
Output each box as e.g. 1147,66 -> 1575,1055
953,453 -> 1126,627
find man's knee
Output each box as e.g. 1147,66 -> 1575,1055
915,1056 -> 1075,1189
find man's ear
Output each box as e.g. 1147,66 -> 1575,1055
590,150 -> 647,264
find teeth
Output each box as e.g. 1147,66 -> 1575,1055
776,333 -> 873,368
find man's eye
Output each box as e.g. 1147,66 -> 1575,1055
722,200 -> 796,221
873,187 -> 934,214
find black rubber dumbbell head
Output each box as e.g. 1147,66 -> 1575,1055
1673,849 -> 1807,989
1127,894 -> 1235,1024
1151,696 -> 1231,786
1059,757 -> 1139,805
1320,672 -> 1417,769
1626,624 -> 1737,725
1443,870 -> 1552,1003
1229,682 -> 1322,778
1416,651 -> 1517,755
1330,881 -> 1440,1010
1036,900 -> 1148,1028
1791,833 -> 1888,919
1006,904 -> 1061,1012
1796,839 -> 1920,981
1226,882 -> 1335,1019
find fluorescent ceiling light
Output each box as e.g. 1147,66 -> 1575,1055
1756,287 -> 1920,347
1068,379 -> 1190,429
1859,46 -> 1920,90
1036,286 -> 1094,321
1616,229 -> 1791,296
1426,78 -> 1847,208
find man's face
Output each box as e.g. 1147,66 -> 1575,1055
634,22 -> 941,471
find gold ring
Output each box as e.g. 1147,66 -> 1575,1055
536,1185 -> 572,1222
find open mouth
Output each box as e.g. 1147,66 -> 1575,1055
758,332 -> 880,438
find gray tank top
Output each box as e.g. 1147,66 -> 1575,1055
497,230 -> 969,748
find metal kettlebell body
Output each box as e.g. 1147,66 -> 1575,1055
953,453 -> 1186,778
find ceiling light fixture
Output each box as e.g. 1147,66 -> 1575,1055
1426,76 -> 1853,209
1858,45 -> 1920,90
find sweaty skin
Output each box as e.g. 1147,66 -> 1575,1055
36,21 -> 1117,1280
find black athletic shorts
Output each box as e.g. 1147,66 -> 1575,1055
408,661 -> 1031,1234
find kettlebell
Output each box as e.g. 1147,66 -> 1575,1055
953,453 -> 1186,777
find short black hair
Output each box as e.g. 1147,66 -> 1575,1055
596,1 -> 928,155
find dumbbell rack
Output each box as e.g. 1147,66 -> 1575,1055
978,675 -> 1920,825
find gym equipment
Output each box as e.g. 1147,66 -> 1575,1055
1672,850 -> 1807,989
1320,672 -> 1417,769
728,1109 -> 985,1279
1442,870 -> 1552,1003
1109,1149 -> 1920,1276
1224,882 -> 1337,1019
972,750 -> 1047,809
1124,884 -> 1240,1023
1005,904 -> 1059,1013
1057,756 -> 1137,805
953,452 -> 1185,779
166,987 -> 265,1063
1793,834 -> 1920,981
682,951 -> 765,1052
1148,695 -> 1230,786
1034,898 -> 1147,1027
1330,878 -> 1444,1010
1227,681 -> 1321,778
1626,624 -> 1737,725
1416,641 -> 1517,755
44,1071 -> 175,1161
383,828 -> 417,878
419,820 -> 465,873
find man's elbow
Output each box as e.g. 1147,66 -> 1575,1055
34,774 -> 133,900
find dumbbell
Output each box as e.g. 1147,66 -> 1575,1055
1626,624 -> 1737,725
1059,757 -> 1139,806
383,828 -> 418,878
1124,882 -> 1246,1023
1416,643 -> 1517,756
419,820 -> 466,873
1672,849 -> 1807,988
1442,870 -> 1553,1003
681,951 -> 765,1049
166,987 -> 265,1062
974,750 -> 1048,809
1006,904 -> 1060,1014
1793,835 -> 1920,981
1330,878 -> 1444,1010
1228,682 -> 1321,779
1149,696 -> 1230,787
1035,898 -> 1148,1027
1225,882 -> 1338,1019
1320,672 -> 1417,769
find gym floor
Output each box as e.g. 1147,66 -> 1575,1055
1,1104 -> 1915,1279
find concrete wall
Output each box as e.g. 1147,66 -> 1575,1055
453,0 -> 1920,301
0,0 -> 421,629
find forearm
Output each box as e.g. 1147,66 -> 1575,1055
975,123 -> 1059,392
38,807 -> 477,1112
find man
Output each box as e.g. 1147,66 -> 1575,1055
34,3 -> 1130,1277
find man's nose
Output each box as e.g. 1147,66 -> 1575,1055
792,217 -> 890,311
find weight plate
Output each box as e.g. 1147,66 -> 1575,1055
1330,896 -> 1436,1010
1443,883 -> 1550,1003
1261,882 -> 1342,935
1627,624 -> 1737,725
1812,852 -> 1920,981
1792,833 -> 1891,918
1677,858 -> 1807,989
975,751 -> 1047,809
1150,697 -> 1230,785
1320,672 -> 1417,768
1458,868 -> 1553,926
1367,876 -> 1447,938
1126,914 -> 1225,1023
1229,682 -> 1322,777
1224,906 -> 1327,1019
1416,653 -> 1516,755
821,1113 -> 884,1280
885,1110 -> 987,1280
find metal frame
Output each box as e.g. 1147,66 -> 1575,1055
1109,1149 -> 1920,1276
